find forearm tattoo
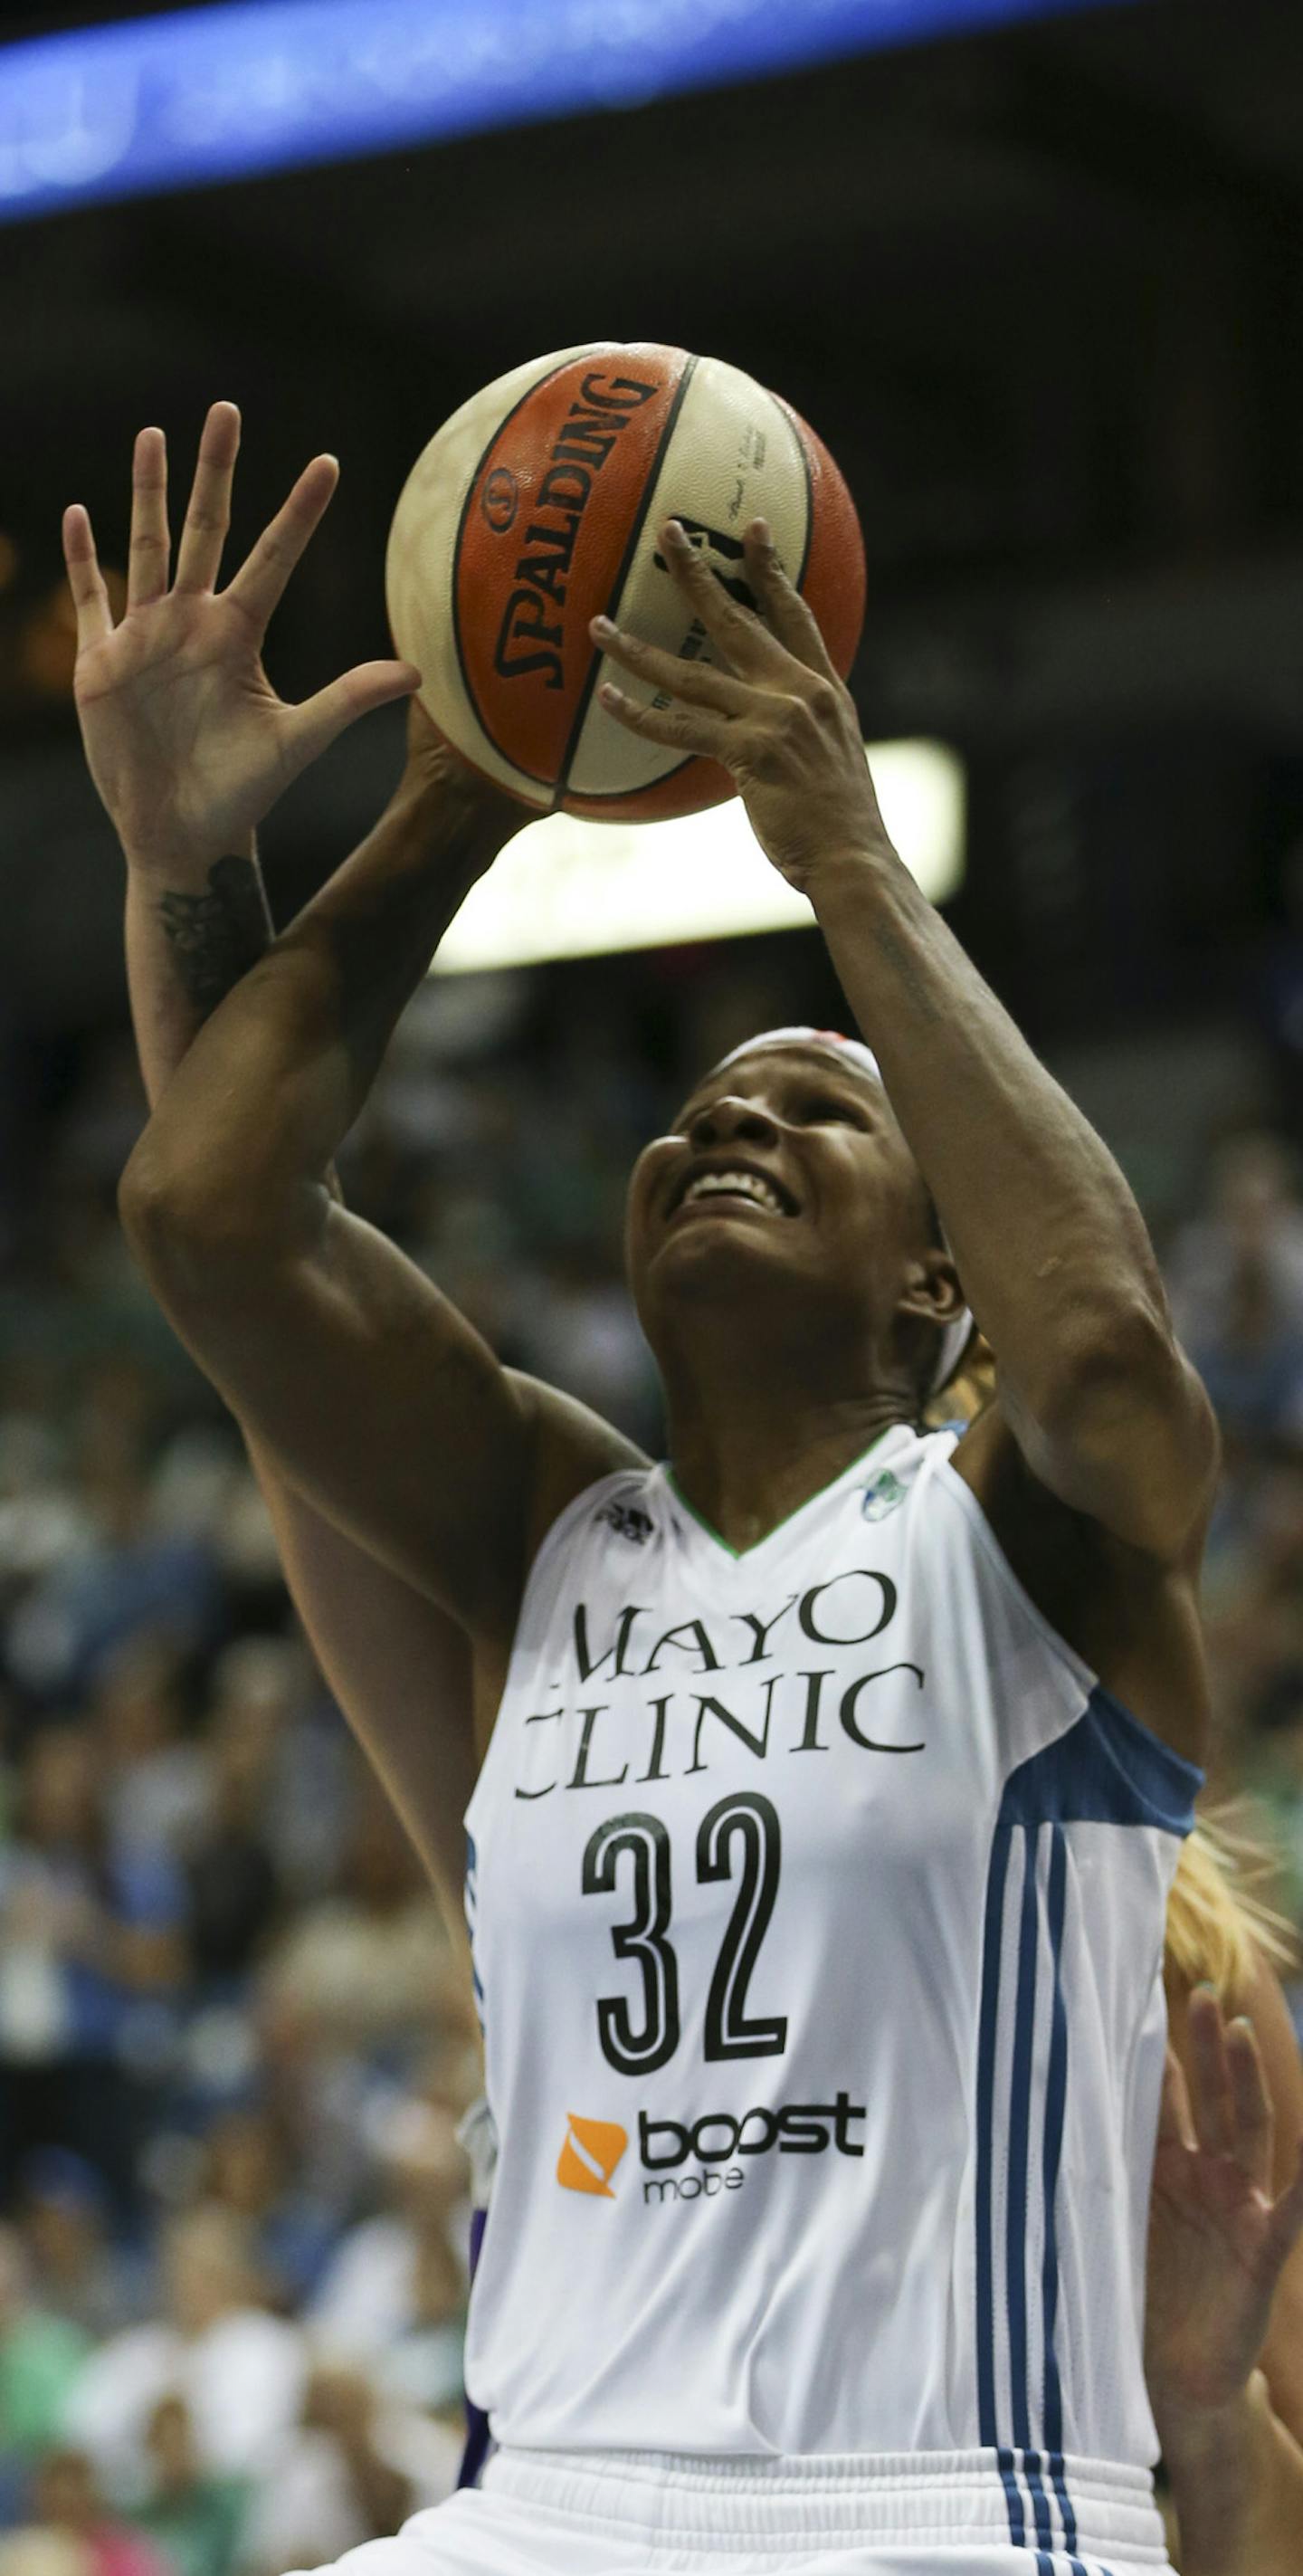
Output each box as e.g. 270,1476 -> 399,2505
157,855 -> 273,1020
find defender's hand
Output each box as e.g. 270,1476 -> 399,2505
1146,1987 -> 1303,2419
63,402 -> 422,873
592,517 -> 885,894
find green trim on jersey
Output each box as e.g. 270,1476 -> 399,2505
664,1422 -> 909,1560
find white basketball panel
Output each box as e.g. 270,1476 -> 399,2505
385,344 -> 594,806
565,357 -> 809,802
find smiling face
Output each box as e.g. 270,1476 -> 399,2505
625,1041 -> 956,1387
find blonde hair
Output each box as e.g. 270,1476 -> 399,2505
927,1333 -> 996,1430
1167,1807 -> 1298,2000
930,1341 -> 1300,1999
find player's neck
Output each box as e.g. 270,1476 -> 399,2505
664,1382 -> 917,1557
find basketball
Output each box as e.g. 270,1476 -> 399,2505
385,341 -> 866,822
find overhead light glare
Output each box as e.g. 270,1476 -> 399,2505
433,738 -> 965,974
0,0 -> 1145,223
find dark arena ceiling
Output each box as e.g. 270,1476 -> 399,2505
3,0 -> 1303,1033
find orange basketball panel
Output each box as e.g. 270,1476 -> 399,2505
774,395 -> 866,682
454,348 -> 691,790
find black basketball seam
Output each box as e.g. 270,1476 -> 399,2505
447,352 -> 586,792
771,390 -> 815,594
553,350 -> 700,813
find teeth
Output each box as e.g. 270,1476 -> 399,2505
683,1169 -> 785,1215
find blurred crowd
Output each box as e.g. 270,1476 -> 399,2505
0,941 -> 1302,2576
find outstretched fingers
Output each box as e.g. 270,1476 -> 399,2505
656,516 -> 788,678
62,503 -> 114,649
744,518 -> 840,681
128,426 -> 170,610
1188,1989 -> 1273,2187
1224,2013 -> 1276,2193
596,675 -> 728,762
175,399 -> 241,595
1267,2132 -> 1303,2266
1185,1988 -> 1238,2160
224,452 -> 340,635
594,613 -> 751,711
1156,2045 -> 1197,2155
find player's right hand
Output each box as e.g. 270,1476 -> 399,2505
62,401 -> 422,873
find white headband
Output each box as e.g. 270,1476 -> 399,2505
710,1026 -> 976,1398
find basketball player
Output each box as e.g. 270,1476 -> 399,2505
63,405 -> 1303,2575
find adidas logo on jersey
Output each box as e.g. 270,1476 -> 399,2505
595,1499 -> 653,1544
556,2113 -> 629,2198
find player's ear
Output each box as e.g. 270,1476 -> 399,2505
897,1245 -> 964,1330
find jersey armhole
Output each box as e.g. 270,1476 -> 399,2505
521,1466 -> 650,1610
934,1449 -> 1205,1806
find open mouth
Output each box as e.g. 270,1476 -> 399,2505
670,1163 -> 798,1219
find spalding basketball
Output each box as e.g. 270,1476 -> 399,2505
385,341 -> 865,822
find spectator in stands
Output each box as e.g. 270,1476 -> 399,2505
15,2151 -> 139,2341
200,1637 -> 345,1903
0,1728 -> 186,2215
309,2096 -> 469,2373
0,2532 -> 90,2576
259,1786 -> 450,2066
374,2223 -> 468,2419
126,2397 -> 247,2576
63,2208 -> 306,2487
5,1455 -> 221,1712
1167,1131 -> 1303,1449
183,1706 -> 282,1999
239,2362 -> 459,2576
29,2451 -> 168,2576
90,1637 -> 206,1865
0,2226 -> 90,2475
198,2109 -> 335,2313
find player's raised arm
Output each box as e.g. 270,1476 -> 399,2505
594,520 -> 1219,1579
62,409 -> 478,1910
71,406 -> 637,1668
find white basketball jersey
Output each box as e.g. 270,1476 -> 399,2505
462,1423 -> 1200,2541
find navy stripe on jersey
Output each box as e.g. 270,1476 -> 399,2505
994,2447 -> 1025,2545
976,1690 -> 1198,2554
459,1840 -> 493,2492
457,2205 -> 493,2491
1007,1856 -> 1061,2562
465,1830 -> 486,2033
1041,1834 -> 1079,2562
975,1822 -> 1013,2450
1006,1843 -> 1039,2449
999,1685 -> 1201,1837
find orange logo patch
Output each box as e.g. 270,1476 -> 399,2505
556,2113 -> 628,2199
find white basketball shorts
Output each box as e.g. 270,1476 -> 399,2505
297,2445 -> 1176,2575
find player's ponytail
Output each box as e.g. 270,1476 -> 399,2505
927,1341 -> 1299,1999
1165,1805 -> 1298,2000
926,1330 -> 996,1429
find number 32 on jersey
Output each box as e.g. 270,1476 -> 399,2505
581,1791 -> 786,2075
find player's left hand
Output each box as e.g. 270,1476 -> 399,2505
1144,1986 -> 1303,2420
591,519 -> 886,895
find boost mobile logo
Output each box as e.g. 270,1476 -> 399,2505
556,2113 -> 628,2199
557,2097 -> 865,2207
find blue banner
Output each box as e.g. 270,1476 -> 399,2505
0,0 -> 1140,225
